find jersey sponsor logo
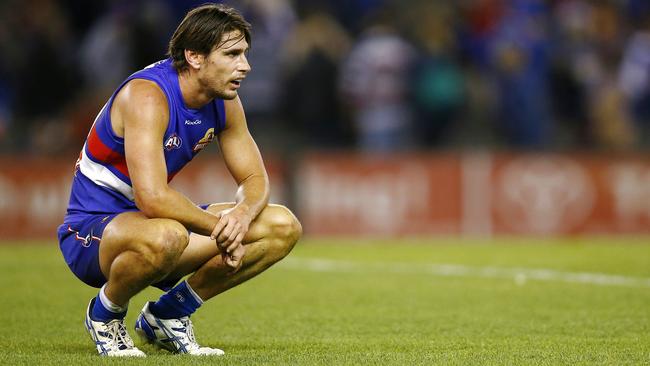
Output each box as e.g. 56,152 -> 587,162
164,133 -> 182,151
185,119 -> 202,125
192,128 -> 215,153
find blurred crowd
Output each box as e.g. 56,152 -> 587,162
1,0 -> 650,155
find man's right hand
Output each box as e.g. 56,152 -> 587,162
223,242 -> 246,273
210,207 -> 251,250
210,207 -> 250,272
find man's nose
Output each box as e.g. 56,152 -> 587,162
239,54 -> 251,73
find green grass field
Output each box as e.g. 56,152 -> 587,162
1,238 -> 649,365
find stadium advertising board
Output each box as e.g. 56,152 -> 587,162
1,153 -> 649,239
296,153 -> 650,236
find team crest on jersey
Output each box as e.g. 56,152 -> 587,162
193,128 -> 215,153
164,133 -> 182,151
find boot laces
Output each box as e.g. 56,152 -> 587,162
106,319 -> 135,350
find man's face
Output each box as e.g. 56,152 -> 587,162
199,30 -> 251,100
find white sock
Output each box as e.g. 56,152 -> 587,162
99,284 -> 128,313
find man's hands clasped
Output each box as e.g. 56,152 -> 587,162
210,206 -> 252,273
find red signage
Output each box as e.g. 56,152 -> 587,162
1,152 -> 649,239
296,153 -> 650,236
296,153 -> 462,236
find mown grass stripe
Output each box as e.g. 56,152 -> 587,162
281,257 -> 650,288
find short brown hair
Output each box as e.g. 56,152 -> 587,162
167,3 -> 251,71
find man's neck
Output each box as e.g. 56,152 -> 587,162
178,71 -> 212,109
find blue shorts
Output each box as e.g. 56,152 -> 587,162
57,210 -> 203,291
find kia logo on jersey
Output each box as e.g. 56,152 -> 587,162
164,133 -> 182,151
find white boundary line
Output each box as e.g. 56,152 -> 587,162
280,258 -> 650,288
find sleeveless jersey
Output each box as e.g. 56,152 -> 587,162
64,58 -> 226,222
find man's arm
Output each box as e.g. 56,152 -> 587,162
210,95 -> 270,253
115,79 -> 220,236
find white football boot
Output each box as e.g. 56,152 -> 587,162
84,298 -> 146,357
134,302 -> 225,356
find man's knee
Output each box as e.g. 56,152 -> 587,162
140,220 -> 189,272
264,205 -> 302,259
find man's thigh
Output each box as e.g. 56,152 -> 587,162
98,211 -> 187,280
58,210 -> 179,288
166,202 -> 286,279
58,213 -> 121,288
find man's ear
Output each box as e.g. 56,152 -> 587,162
184,49 -> 205,70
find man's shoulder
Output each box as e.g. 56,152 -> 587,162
115,79 -> 167,109
130,59 -> 172,81
111,78 -> 169,135
120,59 -> 173,100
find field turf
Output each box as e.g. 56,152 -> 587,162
1,238 -> 649,365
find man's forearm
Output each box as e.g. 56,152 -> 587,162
135,186 -> 219,236
233,174 -> 270,221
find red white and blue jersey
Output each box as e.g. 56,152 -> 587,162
64,59 -> 226,222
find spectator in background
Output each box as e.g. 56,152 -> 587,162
339,6 -> 417,152
280,1 -> 352,148
409,1 -> 465,148
548,0 -> 591,147
224,0 -> 296,147
584,1 -> 634,150
550,0 -> 635,150
59,0 -> 109,39
458,0 -> 505,68
80,3 -> 135,97
619,7 -> 650,147
489,0 -> 552,148
0,84 -> 10,147
0,1 -> 13,147
130,1 -> 173,70
1,0 -> 650,154
330,0 -> 386,36
453,0 -> 504,147
80,0 -> 171,95
5,0 -> 80,154
72,0 -> 172,149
